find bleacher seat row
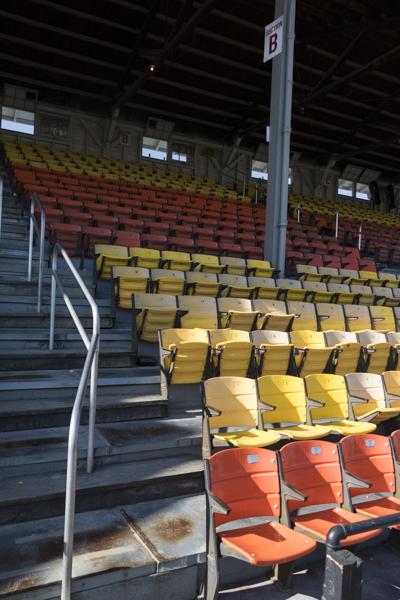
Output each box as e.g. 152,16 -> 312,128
205,432 -> 400,587
158,329 -> 400,382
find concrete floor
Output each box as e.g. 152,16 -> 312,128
221,545 -> 400,600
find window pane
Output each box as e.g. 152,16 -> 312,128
356,182 -> 370,201
172,151 -> 187,162
338,178 -> 353,197
1,106 -> 35,135
251,159 -> 268,180
141,136 -> 168,160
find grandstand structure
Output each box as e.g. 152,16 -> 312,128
2,1 -> 400,600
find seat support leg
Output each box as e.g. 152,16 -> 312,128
274,560 -> 294,589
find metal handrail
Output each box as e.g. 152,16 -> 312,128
49,243 -> 100,600
27,192 -> 45,312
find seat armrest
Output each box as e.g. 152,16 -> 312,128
281,480 -> 307,502
208,492 -> 231,515
204,404 -> 222,417
344,469 -> 372,490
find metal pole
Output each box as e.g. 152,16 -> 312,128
255,182 -> 258,204
358,223 -> 362,251
37,208 -> 45,313
335,211 -> 339,239
242,178 -> 246,196
0,178 -> 3,240
27,198 -> 34,282
264,0 -> 296,276
297,202 -> 300,223
49,248 -> 57,351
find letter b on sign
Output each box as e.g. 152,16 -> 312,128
269,33 -> 278,55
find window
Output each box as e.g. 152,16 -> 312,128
172,150 -> 187,162
338,178 -> 353,197
1,106 -> 35,135
251,159 -> 268,180
356,182 -> 370,201
141,136 -> 168,160
288,167 -> 292,186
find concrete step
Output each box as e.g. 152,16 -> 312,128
0,304 -> 114,328
0,329 -> 135,370
0,450 -> 203,523
0,494 -> 205,600
0,367 -> 166,430
0,416 -> 202,475
0,278 -> 96,297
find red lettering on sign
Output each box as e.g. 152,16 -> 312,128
269,33 -> 278,54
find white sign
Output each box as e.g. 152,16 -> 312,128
263,15 -> 284,63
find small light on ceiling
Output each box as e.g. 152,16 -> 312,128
149,64 -> 156,72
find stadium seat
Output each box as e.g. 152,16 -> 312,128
327,283 -> 358,305
218,274 -> 254,299
301,281 -> 336,303
158,328 -> 210,384
113,267 -> 149,308
251,330 -> 295,376
356,330 -> 395,373
178,296 -> 219,329
340,434 -> 400,522
160,250 -> 192,271
287,301 -> 318,331
278,279 -> 309,302
203,377 -> 281,448
279,440 -> 381,545
185,271 -> 222,297
304,374 -> 377,435
151,269 -> 185,295
219,256 -> 247,275
129,247 -> 160,268
344,305 -> 372,332
324,331 -> 363,375
133,293 -> 179,342
192,253 -> 224,274
253,300 -> 295,331
95,244 -> 130,280
258,375 -> 331,439
345,373 -> 400,424
316,303 -> 346,331
289,331 -> 336,377
205,447 -> 316,597
209,329 -> 254,377
218,298 -> 259,331
248,277 -> 281,300
371,306 -> 396,332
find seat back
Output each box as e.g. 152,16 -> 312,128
129,247 -> 160,268
290,330 -> 326,349
280,440 -> 343,511
383,371 -> 400,409
356,330 -> 387,345
316,303 -> 346,331
371,306 -> 396,332
287,301 -> 317,331
178,296 -> 218,328
340,434 -> 395,499
305,374 -> 349,421
160,328 -> 209,347
219,256 -> 247,275
161,250 -> 192,271
209,329 -> 250,346
251,330 -> 290,346
344,305 -> 372,332
258,375 -> 307,425
345,372 -> 386,417
204,377 -> 259,430
133,293 -> 178,341
324,330 -> 357,345
209,448 -> 280,527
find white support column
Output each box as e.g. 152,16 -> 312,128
264,0 -> 296,275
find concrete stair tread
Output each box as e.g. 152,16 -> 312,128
0,328 -> 132,340
0,295 -> 111,307
0,494 -> 205,596
0,453 -> 203,509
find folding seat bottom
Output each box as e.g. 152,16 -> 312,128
219,521 -> 316,566
213,428 -> 281,448
323,420 -> 376,436
294,507 -> 381,545
355,497 -> 400,528
272,423 -> 331,440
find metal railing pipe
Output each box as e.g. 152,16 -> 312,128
326,512 -> 400,549
60,334 -> 99,600
27,193 -> 46,312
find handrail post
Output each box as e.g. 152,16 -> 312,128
358,223 -> 362,251
335,211 -> 339,239
0,177 -> 3,240
87,316 -> 100,474
49,248 -> 57,351
37,207 -> 45,313
27,198 -> 34,282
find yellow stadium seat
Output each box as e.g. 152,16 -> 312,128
356,330 -> 394,374
191,253 -> 224,274
382,371 -> 400,408
327,283 -> 358,305
372,287 -> 399,307
209,329 -> 254,377
345,373 -> 400,424
203,377 -> 281,449
258,375 -> 330,440
371,306 -> 396,331
160,251 -> 192,271
95,245 -> 130,280
287,301 -> 318,331
158,328 -> 210,384
290,330 -> 336,378
246,259 -> 278,278
323,331 -> 362,376
219,256 -> 247,275
248,277 -> 280,300
316,303 -> 346,331
113,266 -> 149,309
304,374 -> 376,436
301,281 -> 335,303
133,293 -> 178,342
296,264 -> 323,282
379,272 -> 398,288
344,305 -> 372,332
185,271 -> 221,297
277,279 -> 309,302
217,298 -> 259,331
218,274 -> 253,299
253,299 -> 295,331
318,267 -> 343,284
178,296 -> 219,329
150,269 -> 185,295
251,330 -> 295,376
129,247 -> 161,269
349,285 -> 375,306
